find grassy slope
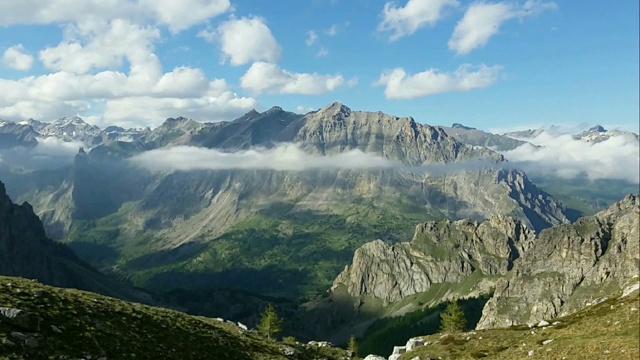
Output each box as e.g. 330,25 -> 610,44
0,276 -> 349,360
67,200 -> 430,300
397,284 -> 640,360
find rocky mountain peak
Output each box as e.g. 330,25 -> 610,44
588,124 -> 607,133
74,147 -> 88,167
266,106 -> 284,113
159,116 -> 201,130
451,123 -> 477,130
104,126 -> 125,132
318,102 -> 352,120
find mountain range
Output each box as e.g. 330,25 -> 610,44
0,103 -> 576,301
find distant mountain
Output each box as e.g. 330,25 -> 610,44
439,123 -> 534,151
503,124 -> 640,143
0,121 -> 39,149
0,180 -> 150,302
0,117 -> 151,149
574,124 -> 640,143
502,129 -> 544,139
444,124 -> 639,218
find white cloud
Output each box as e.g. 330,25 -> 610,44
501,132 -> 640,183
378,0 -> 459,41
140,0 -> 231,33
0,0 -> 230,31
326,24 -> 339,36
0,0 -> 245,128
130,143 -> 400,172
306,30 -> 318,46
296,106 -> 315,113
0,63 -> 256,128
2,44 -> 34,71
101,92 -> 257,129
39,19 -> 160,74
316,47 -> 329,57
374,64 -> 502,99
240,62 -> 355,95
210,16 -> 281,66
449,0 -> 558,55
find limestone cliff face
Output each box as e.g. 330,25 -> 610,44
476,194 -> 640,329
295,102 -> 501,164
331,215 -> 536,305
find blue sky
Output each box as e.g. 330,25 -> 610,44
0,0 -> 638,132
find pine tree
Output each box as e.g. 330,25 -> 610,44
257,303 -> 283,340
348,335 -> 358,357
439,300 -> 466,333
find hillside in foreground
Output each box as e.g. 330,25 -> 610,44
0,276 -> 349,360
387,280 -> 640,360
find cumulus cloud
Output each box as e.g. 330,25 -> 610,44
206,16 -> 282,66
0,60 -> 257,128
130,144 -> 401,172
0,17 -> 256,128
449,0 -> 558,55
140,0 -> 231,33
296,106 -> 316,114
325,24 -> 339,36
374,64 -> 502,99
316,47 -> 329,57
378,0 -> 459,41
306,30 -> 318,46
0,0 -> 248,128
0,0 -> 231,31
101,92 -> 258,129
39,19 -> 160,74
501,132 -> 640,183
2,44 -> 34,71
240,62 -> 355,95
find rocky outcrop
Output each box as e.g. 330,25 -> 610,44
439,124 -> 532,152
477,195 -> 640,329
0,181 -> 151,302
332,215 -> 536,305
0,307 -> 41,331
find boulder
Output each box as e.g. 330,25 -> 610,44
51,325 -> 63,333
0,307 -> 41,331
588,297 -> 608,306
406,337 -> 424,351
537,320 -> 550,327
391,346 -> 406,355
622,282 -> 639,297
237,322 -> 248,331
10,332 -> 28,341
281,346 -> 297,356
1,339 -> 15,346
363,355 -> 386,360
25,337 -> 38,348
